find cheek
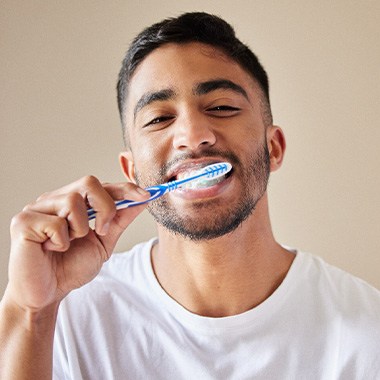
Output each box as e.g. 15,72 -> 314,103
226,121 -> 265,150
130,133 -> 170,181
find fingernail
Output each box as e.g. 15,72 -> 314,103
100,222 -> 110,236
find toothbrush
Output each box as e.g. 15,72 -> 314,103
87,162 -> 232,220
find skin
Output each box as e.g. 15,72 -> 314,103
0,180 -> 150,379
0,41 -> 293,378
120,42 -> 294,316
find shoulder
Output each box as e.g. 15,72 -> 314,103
305,252 -> 380,311
297,251 -> 380,356
286,248 -> 380,321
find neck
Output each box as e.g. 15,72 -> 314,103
151,195 -> 294,317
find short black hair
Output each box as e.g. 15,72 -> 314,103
117,12 -> 272,142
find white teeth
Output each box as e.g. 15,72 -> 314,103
176,170 -> 198,181
192,175 -> 225,189
182,173 -> 226,190
173,164 -> 230,191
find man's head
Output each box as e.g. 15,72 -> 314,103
117,13 -> 285,241
117,12 -> 272,146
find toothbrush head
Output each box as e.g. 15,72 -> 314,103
203,162 -> 232,177
177,162 -> 232,190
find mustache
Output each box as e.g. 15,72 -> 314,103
158,149 -> 241,178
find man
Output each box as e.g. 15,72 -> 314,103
1,12 -> 380,379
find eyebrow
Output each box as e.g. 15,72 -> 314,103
133,88 -> 176,120
133,79 -> 249,120
193,79 -> 249,100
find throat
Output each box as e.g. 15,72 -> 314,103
151,239 -> 294,318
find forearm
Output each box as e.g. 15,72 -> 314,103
0,293 -> 59,380
1,177 -> 147,379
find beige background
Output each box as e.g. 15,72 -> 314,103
1,0 -> 379,296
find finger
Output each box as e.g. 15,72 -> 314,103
33,176 -> 150,237
92,182 -> 150,237
102,182 -> 150,201
11,210 -> 70,253
36,176 -> 116,236
82,179 -> 116,236
100,182 -> 150,235
23,193 -> 89,240
97,203 -> 148,255
93,182 -> 151,254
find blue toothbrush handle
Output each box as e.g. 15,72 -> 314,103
87,186 -> 166,221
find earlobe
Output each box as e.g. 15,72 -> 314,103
266,126 -> 286,172
119,151 -> 136,183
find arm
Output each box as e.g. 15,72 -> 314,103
0,297 -> 59,380
0,176 -> 149,380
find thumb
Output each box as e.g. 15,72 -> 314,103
96,203 -> 148,255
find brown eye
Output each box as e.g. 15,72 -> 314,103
211,106 -> 239,111
207,105 -> 241,116
143,115 -> 175,128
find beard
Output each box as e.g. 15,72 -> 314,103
135,143 -> 270,242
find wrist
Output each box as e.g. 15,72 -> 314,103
1,289 -> 60,332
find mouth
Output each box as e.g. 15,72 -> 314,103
168,162 -> 233,190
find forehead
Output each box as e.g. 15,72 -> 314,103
125,42 -> 258,112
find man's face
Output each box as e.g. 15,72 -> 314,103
123,42 -> 272,240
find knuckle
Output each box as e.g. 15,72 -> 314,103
22,203 -> 33,212
71,226 -> 89,240
71,227 -> 87,239
50,217 -> 69,236
36,191 -> 51,202
81,175 -> 100,189
9,211 -> 34,238
10,212 -> 28,231
65,192 -> 84,209
59,239 -> 71,252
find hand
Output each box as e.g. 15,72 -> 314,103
5,176 -> 150,312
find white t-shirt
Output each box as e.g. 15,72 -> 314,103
53,238 -> 380,379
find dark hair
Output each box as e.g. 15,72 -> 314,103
117,12 -> 271,139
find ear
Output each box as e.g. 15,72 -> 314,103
266,125 -> 286,172
119,151 -> 137,183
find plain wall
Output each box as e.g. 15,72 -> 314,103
1,0 -> 379,296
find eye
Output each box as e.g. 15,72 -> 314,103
143,115 -> 175,128
206,105 -> 241,116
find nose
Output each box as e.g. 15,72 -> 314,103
172,112 -> 217,151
